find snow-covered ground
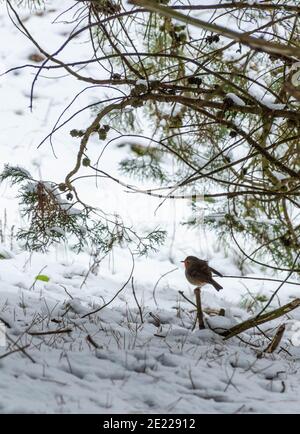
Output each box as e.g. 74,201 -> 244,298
1,1 -> 300,414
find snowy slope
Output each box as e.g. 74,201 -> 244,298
1,248 -> 300,414
1,1 -> 300,414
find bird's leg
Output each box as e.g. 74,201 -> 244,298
194,286 -> 205,330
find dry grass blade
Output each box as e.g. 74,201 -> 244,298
0,344 -> 31,360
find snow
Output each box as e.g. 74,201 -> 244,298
0,1 -> 300,415
136,79 -> 148,87
247,84 -> 287,110
259,99 -> 286,111
226,93 -> 246,107
1,246 -> 300,414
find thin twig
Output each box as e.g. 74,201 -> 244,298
28,265 -> 47,291
149,312 -> 161,327
220,275 -> 300,286
178,290 -> 197,307
257,252 -> 300,317
178,292 -> 225,316
130,0 -> 300,58
86,334 -> 101,349
59,284 -> 73,300
255,325 -> 292,357
0,344 -> 31,360
82,251 -> 135,318
152,267 -> 178,307
27,328 -> 73,336
5,333 -> 36,364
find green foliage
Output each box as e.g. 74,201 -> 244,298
4,1 -> 300,270
0,165 -> 166,254
205,211 -> 298,270
0,165 -> 31,185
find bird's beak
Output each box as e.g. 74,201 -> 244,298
180,260 -> 185,263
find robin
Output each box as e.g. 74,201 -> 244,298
181,256 -> 223,291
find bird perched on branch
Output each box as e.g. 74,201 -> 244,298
181,256 -> 223,291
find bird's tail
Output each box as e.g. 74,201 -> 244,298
211,279 -> 223,291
